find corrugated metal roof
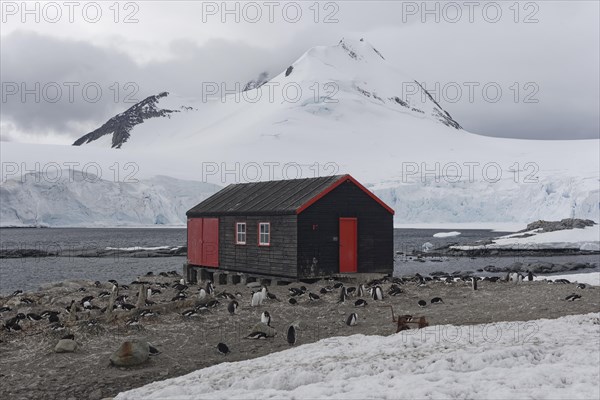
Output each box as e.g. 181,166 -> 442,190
186,175 -> 346,216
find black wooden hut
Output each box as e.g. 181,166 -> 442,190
186,174 -> 394,279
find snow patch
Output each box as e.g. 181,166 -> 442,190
433,231 -> 461,238
116,313 -> 600,400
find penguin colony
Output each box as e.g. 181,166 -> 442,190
0,269 -> 592,360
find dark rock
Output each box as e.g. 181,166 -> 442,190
524,218 -> 596,233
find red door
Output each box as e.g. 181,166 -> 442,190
339,218 -> 357,273
187,218 -> 203,266
202,218 -> 219,268
187,218 -> 219,268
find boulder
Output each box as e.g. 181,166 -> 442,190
54,339 -> 78,353
109,339 -> 149,367
250,322 -> 277,337
246,281 -> 262,289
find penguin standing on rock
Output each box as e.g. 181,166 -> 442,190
286,325 -> 297,346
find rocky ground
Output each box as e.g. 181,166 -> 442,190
1,272 -> 599,400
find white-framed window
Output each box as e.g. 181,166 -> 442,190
236,222 -> 246,245
258,222 -> 270,246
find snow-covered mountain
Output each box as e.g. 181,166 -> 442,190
72,38 -> 462,149
1,37 -> 598,227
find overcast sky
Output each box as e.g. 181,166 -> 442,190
1,1 -> 598,144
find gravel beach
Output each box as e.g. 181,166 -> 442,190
1,273 -> 598,400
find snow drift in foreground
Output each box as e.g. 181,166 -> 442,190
116,313 -> 600,400
451,225 -> 600,251
0,171 -> 219,227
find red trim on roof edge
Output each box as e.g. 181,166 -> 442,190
296,175 -> 395,215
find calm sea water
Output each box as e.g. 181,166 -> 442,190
0,228 -> 597,295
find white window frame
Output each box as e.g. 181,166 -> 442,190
235,222 -> 247,245
258,222 -> 270,246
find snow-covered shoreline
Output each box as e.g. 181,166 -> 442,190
116,312 -> 600,400
452,225 -> 600,252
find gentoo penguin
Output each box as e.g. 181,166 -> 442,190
206,299 -> 220,308
94,280 -> 102,287
266,292 -> 279,301
357,284 -> 365,297
78,287 -> 87,292
246,331 -> 268,340
48,313 -> 60,323
120,285 -> 130,290
259,287 -> 268,302
11,290 -> 23,297
20,298 -> 34,305
418,300 -> 427,307
261,311 -> 271,326
198,288 -> 207,300
286,325 -> 297,346
140,310 -> 156,317
308,292 -> 320,301
338,287 -> 348,303
346,313 -> 358,326
227,300 -> 239,315
388,285 -> 403,296
565,293 -> 581,301
372,286 -> 384,301
430,297 -> 444,304
346,287 -> 356,295
354,299 -> 368,307
98,291 -> 110,298
217,342 -> 230,355
125,317 -> 139,326
49,323 -> 65,331
0,306 -> 12,313
288,298 -> 297,305
172,292 -> 187,301
527,271 -> 535,281
333,282 -> 343,289
206,281 -> 215,295
26,313 -> 42,321
182,309 -> 199,317
148,345 -> 160,356
577,283 -> 586,289
251,291 -> 264,307
472,277 -> 478,291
